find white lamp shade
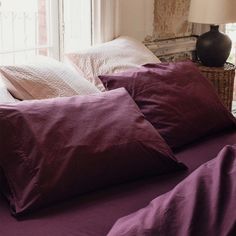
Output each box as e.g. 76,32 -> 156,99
188,0 -> 236,24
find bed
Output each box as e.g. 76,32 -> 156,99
0,37 -> 236,236
0,128 -> 235,236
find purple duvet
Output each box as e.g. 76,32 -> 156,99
108,145 -> 236,236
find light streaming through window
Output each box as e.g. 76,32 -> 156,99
0,0 -> 56,64
63,0 -> 92,53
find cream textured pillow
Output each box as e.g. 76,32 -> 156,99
65,36 -> 161,91
0,56 -> 100,100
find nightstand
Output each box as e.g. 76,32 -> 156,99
196,62 -> 236,111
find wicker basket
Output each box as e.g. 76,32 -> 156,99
196,62 -> 236,111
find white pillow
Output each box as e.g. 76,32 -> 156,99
0,56 -> 100,100
65,36 -> 161,91
0,81 -> 17,103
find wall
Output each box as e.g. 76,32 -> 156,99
119,0 -> 196,61
153,0 -> 192,40
119,0 -> 192,41
118,0 -> 154,41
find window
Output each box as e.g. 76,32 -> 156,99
0,0 -> 60,64
0,0 -> 93,64
226,24 -> 236,102
0,0 -> 116,65
63,0 -> 92,53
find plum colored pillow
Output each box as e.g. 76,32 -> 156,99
99,61 -> 236,149
0,88 -> 185,216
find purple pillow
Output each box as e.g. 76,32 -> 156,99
0,88 -> 185,216
99,61 -> 236,149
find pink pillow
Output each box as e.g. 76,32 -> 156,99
99,61 -> 236,149
0,88 -> 185,216
0,56 -> 100,100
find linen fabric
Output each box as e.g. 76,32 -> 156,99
108,145 -> 236,236
0,88 -> 185,216
0,56 -> 100,100
65,36 -> 161,91
99,61 -> 236,149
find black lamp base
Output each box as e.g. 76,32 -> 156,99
196,25 -> 232,67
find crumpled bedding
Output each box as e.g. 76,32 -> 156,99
108,145 -> 236,236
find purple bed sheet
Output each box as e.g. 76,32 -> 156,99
1,129 -> 236,236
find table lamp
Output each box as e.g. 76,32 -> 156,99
188,0 -> 236,67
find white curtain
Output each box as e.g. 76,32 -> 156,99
92,0 -> 120,44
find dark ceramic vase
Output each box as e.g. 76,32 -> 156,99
196,25 -> 232,67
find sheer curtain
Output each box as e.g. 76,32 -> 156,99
92,0 -> 120,44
